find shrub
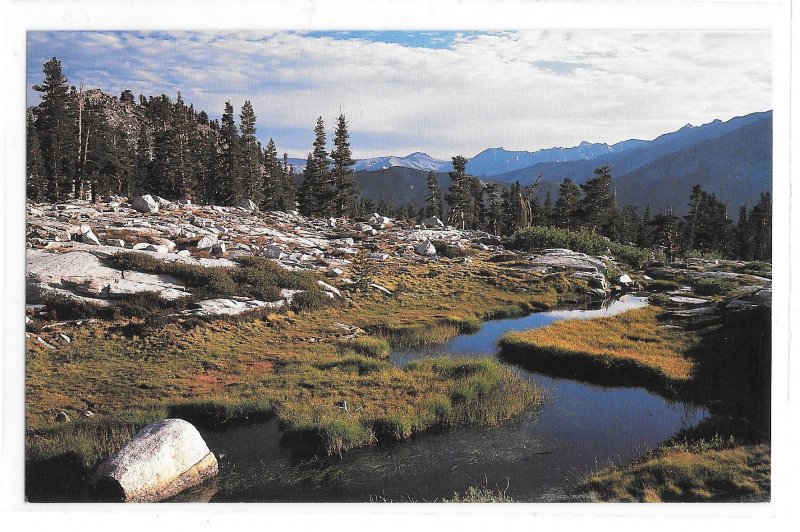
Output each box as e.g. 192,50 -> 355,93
511,226 -> 650,268
644,279 -> 681,292
692,278 -> 737,296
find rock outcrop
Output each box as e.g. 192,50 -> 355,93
94,419 -> 218,502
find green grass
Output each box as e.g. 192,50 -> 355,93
511,226 -> 650,268
691,278 -> 738,296
337,336 -> 390,359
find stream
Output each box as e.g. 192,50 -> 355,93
177,295 -> 708,502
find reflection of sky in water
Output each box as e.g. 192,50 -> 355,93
181,296 -> 707,503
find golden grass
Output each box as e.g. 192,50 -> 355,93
584,443 -> 770,502
25,251 -> 568,463
499,306 -> 697,384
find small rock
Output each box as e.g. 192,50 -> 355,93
176,250 -> 191,258
211,242 -> 227,255
131,195 -> 159,213
370,283 -> 393,295
415,240 -> 437,256
79,225 -> 101,246
107,238 -> 126,248
59,333 -> 71,344
263,244 -> 285,259
327,218 -> 337,228
423,216 -> 445,228
317,280 -> 341,297
326,268 -> 343,278
196,234 -> 218,250
55,411 -> 71,423
237,198 -> 258,211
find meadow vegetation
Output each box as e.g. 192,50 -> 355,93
26,250 -> 570,496
511,226 -> 651,268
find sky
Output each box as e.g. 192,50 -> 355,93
26,30 -> 772,160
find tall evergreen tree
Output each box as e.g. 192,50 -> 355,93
132,125 -> 152,195
330,113 -> 358,217
217,101 -> 242,205
239,100 -> 263,204
445,155 -> 474,229
553,178 -> 581,229
425,170 -> 443,218
578,165 -> 615,234
33,57 -> 73,201
299,117 -> 334,216
262,138 -> 282,209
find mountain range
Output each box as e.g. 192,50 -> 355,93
352,110 -> 772,217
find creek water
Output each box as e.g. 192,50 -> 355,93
179,295 -> 707,502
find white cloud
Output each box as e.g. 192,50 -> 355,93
27,30 -> 772,159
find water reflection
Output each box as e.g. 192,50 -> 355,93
179,295 -> 707,503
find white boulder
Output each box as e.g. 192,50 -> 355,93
415,240 -> 437,256
79,225 -> 100,246
196,234 -> 218,250
94,419 -> 218,502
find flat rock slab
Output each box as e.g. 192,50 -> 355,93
94,419 -> 218,502
27,249 -> 190,300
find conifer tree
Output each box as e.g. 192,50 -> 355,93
330,113 -> 358,217
262,138 -> 281,209
445,155 -> 474,229
578,166 -> 615,234
217,101 -> 242,205
554,178 -> 581,229
132,125 -> 152,195
425,170 -> 443,218
33,57 -> 73,201
542,190 -> 553,226
297,153 -> 316,214
239,100 -> 263,204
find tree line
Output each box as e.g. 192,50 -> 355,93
27,57 -> 359,216
416,161 -> 770,262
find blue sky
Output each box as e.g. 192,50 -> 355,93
27,30 -> 771,159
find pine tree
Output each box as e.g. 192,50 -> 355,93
445,155 -> 474,229
299,117 -> 334,216
297,153 -> 316,214
169,93 -> 195,199
33,57 -> 73,201
26,110 -> 46,201
425,170 -> 443,218
486,182 -> 504,235
554,178 -> 581,229
217,101 -> 242,205
578,166 -> 615,234
281,152 -> 297,211
132,125 -> 152,195
542,190 -> 553,226
330,113 -> 359,217
239,100 -> 263,204
262,138 -> 282,209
